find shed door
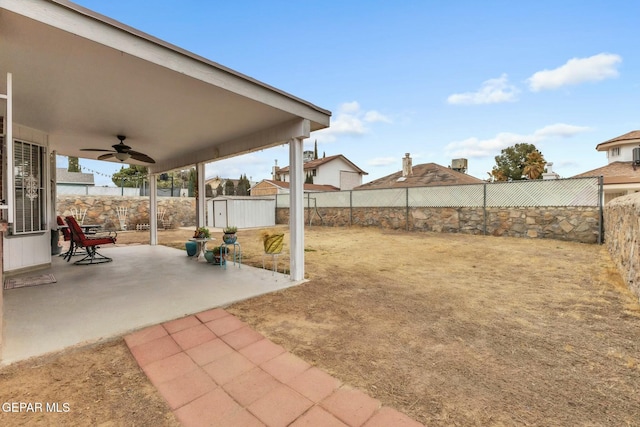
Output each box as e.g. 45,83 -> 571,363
213,199 -> 228,228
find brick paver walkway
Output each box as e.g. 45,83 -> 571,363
124,308 -> 424,427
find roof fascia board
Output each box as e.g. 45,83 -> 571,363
150,118 -> 310,173
337,155 -> 368,175
3,0 -> 330,128
596,139 -> 640,151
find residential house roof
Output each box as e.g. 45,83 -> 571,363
355,162 -> 483,190
257,179 -> 339,192
278,155 -> 368,175
56,168 -> 95,185
596,130 -> 640,151
572,161 -> 640,185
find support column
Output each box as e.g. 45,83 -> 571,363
196,162 -> 206,227
289,137 -> 304,281
5,73 -> 14,224
149,173 -> 158,245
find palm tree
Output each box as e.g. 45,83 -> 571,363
523,151 -> 546,179
489,168 -> 508,182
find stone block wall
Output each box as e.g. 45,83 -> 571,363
277,205 -> 601,243
57,196 -> 196,230
604,193 -> 640,300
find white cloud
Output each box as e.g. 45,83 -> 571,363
368,157 -> 398,167
444,133 -> 527,158
527,53 -> 622,92
447,74 -> 520,105
329,113 -> 368,136
533,123 -> 591,138
340,101 -> 361,114
205,153 -> 270,181
364,110 -> 392,123
313,101 -> 391,142
444,123 -> 590,158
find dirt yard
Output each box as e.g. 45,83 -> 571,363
1,226 -> 639,426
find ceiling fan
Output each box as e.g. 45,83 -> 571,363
80,135 -> 155,164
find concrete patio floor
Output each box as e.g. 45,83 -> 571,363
1,244 -> 300,365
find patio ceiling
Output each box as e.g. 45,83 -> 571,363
0,0 -> 331,173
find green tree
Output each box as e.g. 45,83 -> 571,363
305,173 -> 314,184
224,180 -> 235,195
112,165 -> 148,187
216,183 -> 224,196
490,143 -> 545,181
236,174 -> 251,196
205,183 -> 214,198
157,171 -> 186,191
314,140 -> 318,160
188,169 -> 197,197
68,156 -> 81,172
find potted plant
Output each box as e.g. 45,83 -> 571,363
223,226 -> 237,244
205,245 -> 228,265
193,226 -> 210,239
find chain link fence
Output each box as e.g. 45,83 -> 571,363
275,177 -> 603,243
277,177 -> 601,209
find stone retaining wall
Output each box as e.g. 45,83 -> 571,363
603,193 -> 640,300
277,206 -> 601,243
57,196 -> 196,230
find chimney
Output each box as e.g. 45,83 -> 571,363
542,162 -> 560,180
272,160 -> 280,181
402,153 -> 413,177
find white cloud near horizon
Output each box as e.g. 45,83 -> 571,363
368,157 -> 398,167
447,74 -> 520,105
444,123 -> 590,158
527,53 -> 622,92
313,101 -> 392,142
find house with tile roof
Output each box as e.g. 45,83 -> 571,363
573,130 -> 640,204
274,154 -> 367,191
250,179 -> 339,196
355,153 -> 483,190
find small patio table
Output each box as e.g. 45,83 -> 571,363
189,237 -> 213,262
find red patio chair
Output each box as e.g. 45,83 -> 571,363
57,215 -> 80,258
64,216 -> 117,265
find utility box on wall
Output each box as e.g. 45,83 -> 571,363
207,196 -> 275,229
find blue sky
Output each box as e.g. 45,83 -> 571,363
65,0 -> 640,186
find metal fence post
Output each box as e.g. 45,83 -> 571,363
349,190 -> 353,226
483,183 -> 487,235
598,176 -> 604,244
406,187 -> 410,231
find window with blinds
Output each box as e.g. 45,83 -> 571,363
13,139 -> 46,234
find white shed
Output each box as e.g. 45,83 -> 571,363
207,196 -> 275,229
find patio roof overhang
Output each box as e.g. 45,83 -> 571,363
0,0 -> 331,173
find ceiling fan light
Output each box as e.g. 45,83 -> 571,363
115,152 -> 131,162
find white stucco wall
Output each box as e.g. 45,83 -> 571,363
313,158 -> 363,189
606,142 -> 638,163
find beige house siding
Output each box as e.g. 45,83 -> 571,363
251,181 -> 281,196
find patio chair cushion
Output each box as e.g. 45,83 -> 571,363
57,215 -> 71,241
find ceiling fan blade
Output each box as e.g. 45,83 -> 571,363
129,150 -> 156,164
97,153 -> 116,161
80,148 -> 114,153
